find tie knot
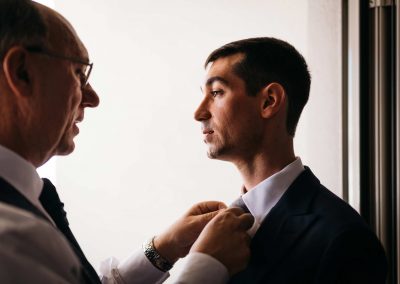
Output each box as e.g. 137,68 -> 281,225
230,196 -> 250,213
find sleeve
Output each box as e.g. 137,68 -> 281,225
99,249 -> 169,284
99,251 -> 228,284
173,252 -> 229,284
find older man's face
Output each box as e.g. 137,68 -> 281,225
31,5 -> 99,161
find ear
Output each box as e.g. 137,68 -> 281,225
2,46 -> 32,98
259,82 -> 286,119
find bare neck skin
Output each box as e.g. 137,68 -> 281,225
234,136 -> 296,191
0,103 -> 49,168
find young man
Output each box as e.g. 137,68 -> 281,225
195,37 -> 387,283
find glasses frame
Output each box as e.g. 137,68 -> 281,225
25,45 -> 93,89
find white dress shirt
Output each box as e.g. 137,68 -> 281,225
241,158 -> 305,237
0,144 -> 228,284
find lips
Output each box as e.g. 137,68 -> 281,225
202,129 -> 214,135
72,123 -> 80,135
201,127 -> 214,143
72,114 -> 84,134
75,113 -> 84,124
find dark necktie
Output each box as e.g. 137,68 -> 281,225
39,178 -> 101,284
230,196 -> 250,213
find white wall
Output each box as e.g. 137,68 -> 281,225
296,0 -> 343,199
43,0 -> 342,281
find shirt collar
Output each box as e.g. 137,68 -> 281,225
241,157 -> 304,224
0,144 -> 46,210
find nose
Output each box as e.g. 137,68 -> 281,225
194,97 -> 211,121
82,83 -> 100,108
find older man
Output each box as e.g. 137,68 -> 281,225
195,38 -> 387,283
0,1 -> 253,283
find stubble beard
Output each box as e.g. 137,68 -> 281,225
205,130 -> 236,161
207,148 -> 218,159
206,140 -> 232,160
206,140 -> 222,159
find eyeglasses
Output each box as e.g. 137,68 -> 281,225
25,45 -> 93,89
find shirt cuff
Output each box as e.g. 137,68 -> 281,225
174,252 -> 229,284
101,249 -> 169,284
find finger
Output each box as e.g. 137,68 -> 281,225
244,233 -> 252,245
188,208 -> 226,234
200,208 -> 225,224
188,201 -> 227,216
224,206 -> 245,216
218,202 -> 228,210
238,213 -> 255,231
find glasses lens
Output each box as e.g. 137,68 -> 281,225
83,64 -> 93,87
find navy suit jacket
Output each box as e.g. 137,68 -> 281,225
229,167 -> 387,284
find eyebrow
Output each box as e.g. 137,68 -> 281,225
200,76 -> 230,93
82,56 -> 90,64
205,76 -> 230,87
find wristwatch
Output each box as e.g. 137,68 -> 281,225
143,236 -> 173,272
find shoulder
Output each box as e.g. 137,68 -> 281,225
289,168 -> 382,249
295,167 -> 366,225
0,202 -> 82,283
0,201 -> 60,240
292,170 -> 387,282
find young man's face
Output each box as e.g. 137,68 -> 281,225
194,53 -> 264,162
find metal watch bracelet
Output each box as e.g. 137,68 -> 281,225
143,236 -> 173,272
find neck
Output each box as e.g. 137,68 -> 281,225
0,136 -> 36,167
234,138 -> 296,190
0,86 -> 47,168
0,120 -> 48,169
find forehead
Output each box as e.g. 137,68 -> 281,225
204,53 -> 245,86
38,3 -> 89,61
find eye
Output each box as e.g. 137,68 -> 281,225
75,68 -> 86,86
210,90 -> 224,98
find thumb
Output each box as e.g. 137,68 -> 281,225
238,213 -> 255,231
197,208 -> 225,228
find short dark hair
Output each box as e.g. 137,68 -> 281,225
205,37 -> 311,136
0,0 -> 47,61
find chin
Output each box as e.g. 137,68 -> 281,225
207,145 -> 222,159
207,151 -> 217,159
207,144 -> 235,162
56,140 -> 76,156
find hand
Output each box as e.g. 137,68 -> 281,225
190,207 -> 254,276
154,201 -> 227,264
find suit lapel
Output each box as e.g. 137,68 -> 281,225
40,179 -> 101,284
0,177 -> 100,284
236,168 -> 321,283
0,178 -> 50,223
